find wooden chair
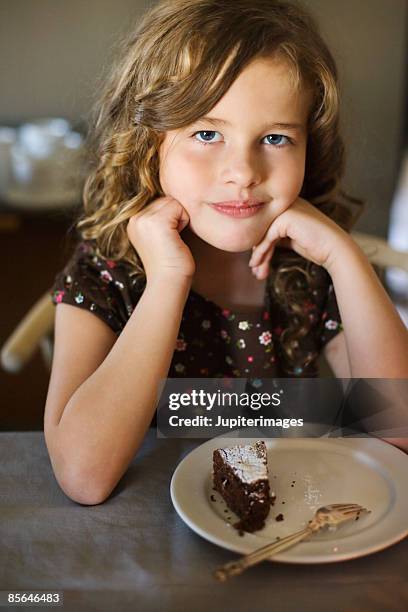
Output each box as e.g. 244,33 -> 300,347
1,232 -> 407,374
1,291 -> 54,373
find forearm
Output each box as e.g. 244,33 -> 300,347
328,237 -> 408,377
383,438 -> 408,453
54,276 -> 191,502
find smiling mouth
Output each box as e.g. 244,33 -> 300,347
212,200 -> 264,208
210,202 -> 266,218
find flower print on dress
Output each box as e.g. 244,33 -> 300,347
79,242 -> 93,254
176,338 -> 187,351
259,331 -> 272,346
222,308 -> 236,321
53,290 -> 65,304
238,320 -> 252,331
175,363 -> 186,373
325,319 -> 340,331
303,300 -> 316,313
64,275 -> 73,288
75,292 -> 84,304
106,260 -> 117,269
202,320 -> 211,330
115,280 -> 125,290
220,329 -> 231,344
225,356 -> 234,365
236,339 -> 246,349
100,270 -> 113,283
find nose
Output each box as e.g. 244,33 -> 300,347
219,146 -> 262,190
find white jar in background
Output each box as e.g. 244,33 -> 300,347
0,127 -> 17,198
5,118 -> 87,209
18,118 -> 71,159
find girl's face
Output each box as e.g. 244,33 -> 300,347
159,57 -> 312,252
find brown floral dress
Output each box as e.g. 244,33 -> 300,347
51,240 -> 343,385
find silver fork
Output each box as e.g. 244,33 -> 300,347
214,503 -> 370,581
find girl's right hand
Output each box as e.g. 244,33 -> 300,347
127,196 -> 196,282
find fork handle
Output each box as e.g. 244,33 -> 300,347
214,527 -> 311,581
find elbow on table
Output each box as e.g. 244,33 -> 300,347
57,468 -> 115,506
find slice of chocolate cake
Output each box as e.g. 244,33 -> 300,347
213,440 -> 271,533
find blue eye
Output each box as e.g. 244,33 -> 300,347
194,130 -> 221,144
263,134 -> 291,147
192,130 -> 292,147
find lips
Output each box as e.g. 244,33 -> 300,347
212,199 -> 264,208
210,201 -> 265,218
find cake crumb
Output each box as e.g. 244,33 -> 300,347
210,495 -> 216,502
275,513 -> 284,522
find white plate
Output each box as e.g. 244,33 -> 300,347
170,435 -> 408,563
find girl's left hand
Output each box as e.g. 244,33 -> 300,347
249,197 -> 351,279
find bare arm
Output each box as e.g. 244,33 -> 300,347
323,332 -> 351,378
326,237 -> 408,378
323,332 -> 408,454
44,275 -> 191,505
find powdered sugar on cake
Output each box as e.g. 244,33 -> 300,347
218,441 -> 268,484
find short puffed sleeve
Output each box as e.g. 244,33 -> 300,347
50,241 -> 146,335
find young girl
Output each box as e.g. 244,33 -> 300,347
44,0 -> 408,505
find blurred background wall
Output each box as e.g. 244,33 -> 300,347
0,0 -> 407,235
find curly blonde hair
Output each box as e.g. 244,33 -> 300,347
77,0 -> 363,375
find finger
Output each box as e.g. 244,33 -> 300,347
249,241 -> 270,266
251,242 -> 276,278
177,206 -> 190,232
259,248 -> 274,277
250,220 -> 284,266
250,235 -> 279,267
251,260 -> 270,279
